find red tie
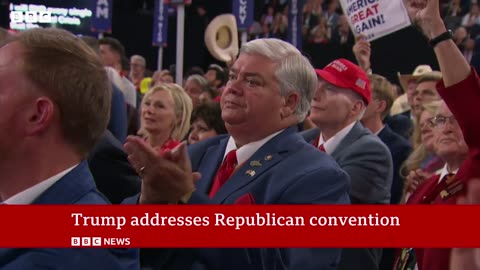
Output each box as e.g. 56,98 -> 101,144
318,144 -> 326,152
313,136 -> 326,152
209,150 -> 238,198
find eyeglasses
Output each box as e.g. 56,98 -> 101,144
432,115 -> 458,128
420,117 -> 435,129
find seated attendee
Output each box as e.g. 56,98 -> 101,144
129,54 -> 146,89
198,87 -> 218,104
361,74 -> 413,204
397,1 -> 480,269
125,38 -> 350,270
79,36 -> 128,142
0,28 -> 139,269
188,102 -> 227,145
151,69 -> 174,86
204,64 -> 227,91
88,130 -> 141,204
398,101 -> 469,270
184,74 -> 210,109
302,59 -> 393,270
402,101 -> 445,202
392,65 -> 433,119
411,71 -> 443,118
140,83 -> 192,151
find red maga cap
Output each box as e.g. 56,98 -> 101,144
315,59 -> 371,104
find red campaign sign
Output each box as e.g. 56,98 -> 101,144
0,205 -> 479,248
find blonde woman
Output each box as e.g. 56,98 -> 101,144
139,83 -> 192,153
401,101 -> 444,202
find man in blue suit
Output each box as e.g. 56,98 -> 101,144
125,38 -> 350,270
0,28 -> 139,269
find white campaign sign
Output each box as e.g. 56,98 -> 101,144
340,0 -> 411,41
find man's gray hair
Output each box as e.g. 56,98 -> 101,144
186,74 -> 209,92
240,38 -> 317,122
130,54 -> 146,67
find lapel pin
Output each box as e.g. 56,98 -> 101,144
250,160 -> 262,167
440,190 -> 449,199
245,170 -> 256,177
264,155 -> 273,161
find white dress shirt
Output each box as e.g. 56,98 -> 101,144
318,122 -> 356,154
3,164 -> 78,205
224,130 -> 284,165
438,164 -> 459,184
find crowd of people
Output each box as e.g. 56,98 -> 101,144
0,0 -> 479,269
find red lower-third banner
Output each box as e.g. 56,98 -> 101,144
0,205 -> 478,248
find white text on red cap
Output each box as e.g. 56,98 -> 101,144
328,60 -> 348,72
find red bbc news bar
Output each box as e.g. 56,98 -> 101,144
0,205 -> 479,248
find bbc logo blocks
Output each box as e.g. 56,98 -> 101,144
71,237 -> 102,247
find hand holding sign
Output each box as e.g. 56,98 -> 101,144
352,35 -> 371,72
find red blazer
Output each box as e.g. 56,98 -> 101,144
404,68 -> 480,270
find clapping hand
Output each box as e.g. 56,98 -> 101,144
125,136 -> 200,204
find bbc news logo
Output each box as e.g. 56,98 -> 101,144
10,11 -> 52,23
71,237 -> 131,247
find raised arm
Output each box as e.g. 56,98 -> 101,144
413,0 -> 471,87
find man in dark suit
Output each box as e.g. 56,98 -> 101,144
301,59 -> 393,270
88,130 -> 141,204
125,38 -> 350,270
360,74 -> 413,270
361,74 -> 413,204
0,28 -> 139,269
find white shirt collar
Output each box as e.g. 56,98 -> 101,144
224,129 -> 285,165
438,164 -> 459,184
3,164 -> 78,205
375,125 -> 385,136
318,122 -> 356,154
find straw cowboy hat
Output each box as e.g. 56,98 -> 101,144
397,64 -> 433,92
390,65 -> 433,116
204,14 -> 239,64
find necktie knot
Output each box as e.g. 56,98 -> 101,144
442,173 -> 456,184
224,150 -> 238,168
318,144 -> 326,152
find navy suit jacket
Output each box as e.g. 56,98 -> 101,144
140,127 -> 351,270
0,161 -> 140,270
378,125 -> 412,204
88,130 -> 141,204
108,84 -> 128,143
384,113 -> 413,140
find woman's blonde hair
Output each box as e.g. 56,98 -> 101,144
402,100 -> 442,174
141,83 -> 193,141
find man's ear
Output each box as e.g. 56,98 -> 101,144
280,92 -> 299,119
377,100 -> 387,115
351,99 -> 365,116
25,97 -> 54,136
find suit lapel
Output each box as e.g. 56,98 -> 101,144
195,138 -> 229,194
212,127 -> 299,203
331,121 -> 366,159
378,125 -> 393,143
